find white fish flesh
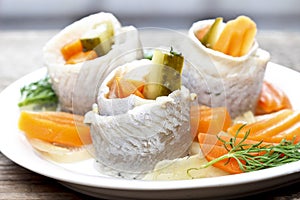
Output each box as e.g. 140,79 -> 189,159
84,59 -> 197,179
43,12 -> 143,115
185,19 -> 270,117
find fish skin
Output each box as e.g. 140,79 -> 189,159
85,87 -> 195,179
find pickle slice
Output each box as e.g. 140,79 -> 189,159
80,21 -> 114,56
201,17 -> 223,48
143,49 -> 184,100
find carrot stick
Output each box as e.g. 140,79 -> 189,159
118,78 -> 145,99
253,112 -> 300,139
66,50 -> 98,64
256,81 -> 292,115
108,77 -> 145,99
227,30 -> 242,57
201,144 -> 244,174
272,122 -> 300,143
198,132 -> 273,174
61,39 -> 83,61
228,109 -> 300,143
213,16 -> 256,57
228,109 -> 293,139
190,106 -> 232,141
18,111 -> 91,147
213,20 -> 233,55
195,25 -> 211,41
240,23 -> 257,56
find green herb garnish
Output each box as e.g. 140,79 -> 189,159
18,76 -> 58,110
188,125 -> 300,175
170,46 -> 182,56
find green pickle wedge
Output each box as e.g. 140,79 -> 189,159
143,48 -> 184,100
80,21 -> 114,56
201,17 -> 223,48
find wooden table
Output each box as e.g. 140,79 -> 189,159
1,30 -> 300,200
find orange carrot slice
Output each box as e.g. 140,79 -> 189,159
66,50 -> 97,64
190,106 -> 232,139
198,132 -> 238,173
198,131 -> 274,174
226,31 -> 242,57
254,112 -> 300,139
228,109 -> 293,139
272,122 -> 300,143
108,77 -> 145,99
213,16 -> 256,57
118,78 -> 145,98
213,20 -> 233,55
195,25 -> 211,41
198,132 -> 272,153
228,16 -> 256,57
228,109 -> 300,143
18,111 -> 91,147
201,143 -> 244,174
256,81 -> 292,115
240,21 -> 257,56
61,40 -> 83,61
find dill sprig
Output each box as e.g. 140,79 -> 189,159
170,46 -> 182,56
188,125 -> 300,175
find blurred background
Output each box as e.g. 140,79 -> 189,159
0,0 -> 299,30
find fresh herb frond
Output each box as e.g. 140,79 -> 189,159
216,135 -> 231,152
18,76 -> 58,108
170,46 -> 182,56
187,126 -> 300,177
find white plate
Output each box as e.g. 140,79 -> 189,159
1,63 -> 300,200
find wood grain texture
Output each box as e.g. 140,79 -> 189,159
0,30 -> 300,200
0,154 -> 99,200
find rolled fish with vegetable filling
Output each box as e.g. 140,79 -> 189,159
43,12 -> 143,115
187,16 -> 270,117
84,49 -> 197,179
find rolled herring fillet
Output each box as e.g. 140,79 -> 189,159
186,19 -> 270,117
43,12 -> 143,115
84,59 -> 196,179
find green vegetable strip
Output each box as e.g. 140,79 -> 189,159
18,76 -> 58,107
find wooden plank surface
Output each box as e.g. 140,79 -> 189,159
1,30 -> 300,200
